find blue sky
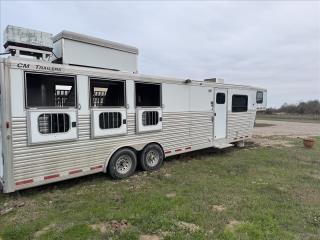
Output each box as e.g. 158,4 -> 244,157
1,1 -> 319,107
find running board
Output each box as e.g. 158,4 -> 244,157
212,143 -> 234,149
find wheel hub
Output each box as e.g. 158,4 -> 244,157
146,150 -> 160,167
116,155 -> 132,174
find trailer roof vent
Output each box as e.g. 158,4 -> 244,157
204,78 -> 224,84
3,25 -> 53,61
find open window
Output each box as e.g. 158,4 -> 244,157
25,73 -> 78,144
90,78 -> 127,138
135,82 -> 162,133
135,82 -> 161,107
232,95 -> 248,112
90,78 -> 125,107
25,73 -> 76,108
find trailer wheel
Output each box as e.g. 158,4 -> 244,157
139,143 -> 164,171
108,148 -> 137,179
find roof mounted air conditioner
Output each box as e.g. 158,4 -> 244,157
3,25 -> 53,61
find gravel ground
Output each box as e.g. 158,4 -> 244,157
253,119 -> 320,137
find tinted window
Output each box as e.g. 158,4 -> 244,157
26,73 -> 76,108
232,95 -> 248,112
256,91 -> 263,104
135,82 -> 161,107
216,93 -> 225,104
90,78 -> 125,107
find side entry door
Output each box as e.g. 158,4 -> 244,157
214,89 -> 228,139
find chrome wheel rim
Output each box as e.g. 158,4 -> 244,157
115,155 -> 132,174
146,150 -> 160,167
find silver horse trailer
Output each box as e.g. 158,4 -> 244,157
0,26 -> 267,193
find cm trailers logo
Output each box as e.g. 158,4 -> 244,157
17,63 -> 62,72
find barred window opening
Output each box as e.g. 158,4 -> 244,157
99,112 -> 122,129
26,73 -> 76,108
90,79 -> 125,107
142,111 -> 159,126
38,113 -> 70,134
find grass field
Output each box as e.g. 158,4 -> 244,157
0,137 -> 319,240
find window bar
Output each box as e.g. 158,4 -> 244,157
103,112 -> 106,129
112,112 -> 115,129
150,112 -> 152,125
117,112 -> 119,128
50,114 -> 53,134
63,113 -> 66,132
151,111 -> 154,125
57,113 -> 60,132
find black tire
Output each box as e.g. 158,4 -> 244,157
139,143 -> 164,171
107,148 -> 137,179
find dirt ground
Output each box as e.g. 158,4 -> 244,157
253,119 -> 320,137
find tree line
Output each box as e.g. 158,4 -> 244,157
264,100 -> 320,115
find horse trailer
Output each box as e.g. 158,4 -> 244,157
0,26 -> 267,193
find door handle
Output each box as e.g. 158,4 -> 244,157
214,113 -> 216,116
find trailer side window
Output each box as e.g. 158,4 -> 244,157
232,95 -> 248,112
25,73 -> 76,108
90,78 -> 125,107
142,111 -> 159,126
99,112 -> 122,129
256,91 -> 263,104
135,82 -> 161,107
216,93 -> 225,104
38,113 -> 70,134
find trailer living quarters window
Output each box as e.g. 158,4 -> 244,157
135,82 -> 162,133
232,95 -> 248,112
25,73 -> 78,144
90,78 -> 127,138
256,91 -> 263,104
